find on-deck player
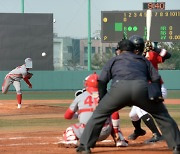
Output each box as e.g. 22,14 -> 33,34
2,58 -> 33,109
62,72 -> 128,147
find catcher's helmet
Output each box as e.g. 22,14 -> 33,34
84,72 -> 99,93
74,89 -> 83,97
25,58 -> 33,68
129,35 -> 145,54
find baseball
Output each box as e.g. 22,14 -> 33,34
42,52 -> 46,57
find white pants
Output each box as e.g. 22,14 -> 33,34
129,84 -> 167,121
2,76 -> 21,94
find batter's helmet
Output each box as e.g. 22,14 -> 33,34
84,72 -> 99,93
129,35 -> 145,55
25,58 -> 33,68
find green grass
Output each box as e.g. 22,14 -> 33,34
167,90 -> 180,98
0,104 -> 179,130
0,118 -> 78,129
0,91 -> 75,100
0,90 -> 180,100
0,91 -> 179,131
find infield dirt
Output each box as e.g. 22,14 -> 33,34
0,99 -> 179,154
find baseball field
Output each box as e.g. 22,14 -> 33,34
0,90 -> 179,154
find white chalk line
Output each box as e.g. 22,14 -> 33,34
0,136 -> 61,140
0,136 -> 61,147
0,142 -> 58,147
0,136 -> 112,147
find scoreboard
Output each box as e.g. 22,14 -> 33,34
101,10 -> 180,42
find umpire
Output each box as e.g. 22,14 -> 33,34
76,38 -> 180,154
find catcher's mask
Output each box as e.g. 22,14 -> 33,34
25,58 -> 33,68
84,72 -> 99,93
129,35 -> 145,55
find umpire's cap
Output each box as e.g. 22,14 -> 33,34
117,39 -> 135,52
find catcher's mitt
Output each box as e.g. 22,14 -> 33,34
26,72 -> 33,79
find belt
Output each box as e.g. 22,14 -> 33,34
74,122 -> 111,129
78,108 -> 94,114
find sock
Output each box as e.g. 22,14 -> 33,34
141,114 -> 161,136
132,119 -> 142,132
17,94 -> 22,105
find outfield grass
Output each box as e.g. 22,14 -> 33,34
0,118 -> 78,129
0,90 -> 180,100
0,104 -> 179,130
167,90 -> 180,98
0,91 -> 75,100
0,90 -> 179,131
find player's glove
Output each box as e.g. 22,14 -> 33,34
26,72 -> 33,79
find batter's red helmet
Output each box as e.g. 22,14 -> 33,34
84,72 -> 99,93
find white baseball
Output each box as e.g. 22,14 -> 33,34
42,52 -> 46,57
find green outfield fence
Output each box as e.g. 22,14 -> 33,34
0,70 -> 180,91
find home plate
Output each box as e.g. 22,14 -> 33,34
100,140 -> 113,143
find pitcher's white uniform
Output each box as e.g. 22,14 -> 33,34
2,65 -> 28,94
2,58 -> 32,109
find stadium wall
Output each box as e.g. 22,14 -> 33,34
0,70 -> 179,91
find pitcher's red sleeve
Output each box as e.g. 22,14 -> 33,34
23,77 -> 32,87
64,108 -> 75,119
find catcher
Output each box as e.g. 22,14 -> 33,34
2,58 -> 33,109
61,72 -> 128,148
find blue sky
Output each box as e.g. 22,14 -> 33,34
0,0 -> 179,38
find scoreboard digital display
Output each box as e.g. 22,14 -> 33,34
143,2 -> 165,10
101,10 -> 180,43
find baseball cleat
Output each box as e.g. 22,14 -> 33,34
116,140 -> 128,147
173,145 -> 180,154
128,129 -> 146,140
76,144 -> 91,154
144,133 -> 164,144
17,104 -> 21,109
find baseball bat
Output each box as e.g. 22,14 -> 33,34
146,9 -> 152,41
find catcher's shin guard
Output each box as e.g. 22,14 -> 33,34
62,127 -> 78,145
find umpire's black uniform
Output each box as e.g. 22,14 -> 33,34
77,40 -> 180,153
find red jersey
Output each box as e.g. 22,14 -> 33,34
146,51 -> 164,70
146,50 -> 164,84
